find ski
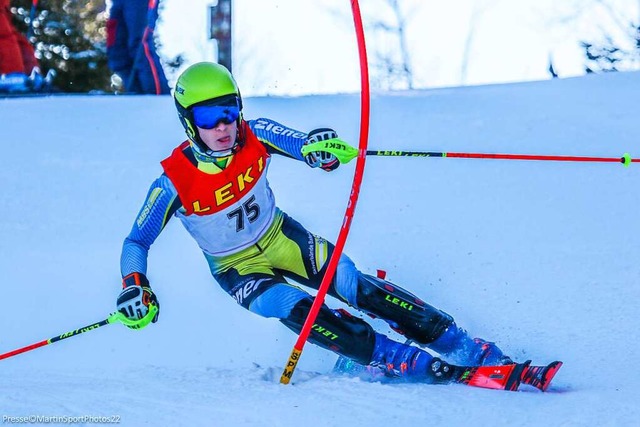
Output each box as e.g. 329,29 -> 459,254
333,356 -> 562,392
520,361 -> 563,392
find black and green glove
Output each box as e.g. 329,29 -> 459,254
116,272 -> 159,329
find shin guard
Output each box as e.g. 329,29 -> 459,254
356,274 -> 454,345
280,298 -> 376,365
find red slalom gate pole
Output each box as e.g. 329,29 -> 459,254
279,0 -> 370,384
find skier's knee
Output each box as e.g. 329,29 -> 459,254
355,274 -> 454,344
248,284 -> 308,319
332,254 -> 359,305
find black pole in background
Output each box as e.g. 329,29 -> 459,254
209,0 -> 232,72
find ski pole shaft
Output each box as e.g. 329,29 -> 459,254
366,150 -> 637,166
0,308 -> 156,362
0,315 -> 115,361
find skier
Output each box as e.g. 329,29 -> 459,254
116,62 -> 514,383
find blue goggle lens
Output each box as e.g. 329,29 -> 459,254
192,104 -> 240,129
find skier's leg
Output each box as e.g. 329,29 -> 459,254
278,294 -> 454,383
212,264 -> 374,367
353,274 -> 512,366
209,249 -> 452,380
264,215 -> 457,352
207,243 -> 375,365
355,273 -> 454,343
245,212 -> 504,371
279,296 -> 376,364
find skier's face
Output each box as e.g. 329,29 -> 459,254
197,120 -> 238,153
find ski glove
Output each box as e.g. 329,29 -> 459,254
303,128 -> 341,172
116,272 -> 159,329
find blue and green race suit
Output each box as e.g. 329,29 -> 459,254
120,118 -> 360,320
120,117 -> 461,366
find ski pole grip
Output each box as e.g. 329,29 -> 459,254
301,139 -> 359,164
109,304 -> 158,329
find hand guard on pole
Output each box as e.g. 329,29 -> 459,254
303,128 -> 341,172
116,272 -> 159,329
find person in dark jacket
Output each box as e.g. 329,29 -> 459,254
106,0 -> 169,95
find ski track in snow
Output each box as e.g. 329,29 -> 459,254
1,71 -> 639,426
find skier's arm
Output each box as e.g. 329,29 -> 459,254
248,118 -> 340,171
120,174 -> 182,277
248,118 -> 308,160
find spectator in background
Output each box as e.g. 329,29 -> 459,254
107,0 -> 169,95
0,0 -> 41,93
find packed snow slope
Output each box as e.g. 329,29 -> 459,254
0,72 -> 639,426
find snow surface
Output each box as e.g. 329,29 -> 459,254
1,72 -> 639,426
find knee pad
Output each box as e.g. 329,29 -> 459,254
280,297 -> 376,365
249,284 -> 308,319
332,255 -> 359,305
356,274 -> 454,345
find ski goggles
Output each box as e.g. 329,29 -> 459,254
189,95 -> 241,129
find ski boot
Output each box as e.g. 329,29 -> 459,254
429,323 -> 513,366
0,72 -> 29,93
369,334 -> 456,384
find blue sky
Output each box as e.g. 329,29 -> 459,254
156,0 -> 639,96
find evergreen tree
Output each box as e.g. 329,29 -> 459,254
11,0 -> 111,93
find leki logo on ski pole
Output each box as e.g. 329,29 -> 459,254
59,323 -> 102,339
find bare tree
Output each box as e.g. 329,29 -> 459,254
549,0 -> 640,72
361,0 -> 418,91
459,0 -> 503,85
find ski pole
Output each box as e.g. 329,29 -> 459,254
301,142 -> 637,167
280,0 -> 370,384
0,306 -> 157,361
28,0 -> 38,39
366,150 -> 637,166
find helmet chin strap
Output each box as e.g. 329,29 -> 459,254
190,138 -> 231,159
191,123 -> 243,161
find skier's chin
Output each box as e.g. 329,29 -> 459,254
202,137 -> 234,152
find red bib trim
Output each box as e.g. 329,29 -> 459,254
161,122 -> 270,216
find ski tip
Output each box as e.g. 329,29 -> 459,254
519,360 -> 563,392
540,361 -> 563,392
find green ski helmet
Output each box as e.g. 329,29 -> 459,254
174,62 -> 244,156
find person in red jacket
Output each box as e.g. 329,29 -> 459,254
0,0 -> 40,93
